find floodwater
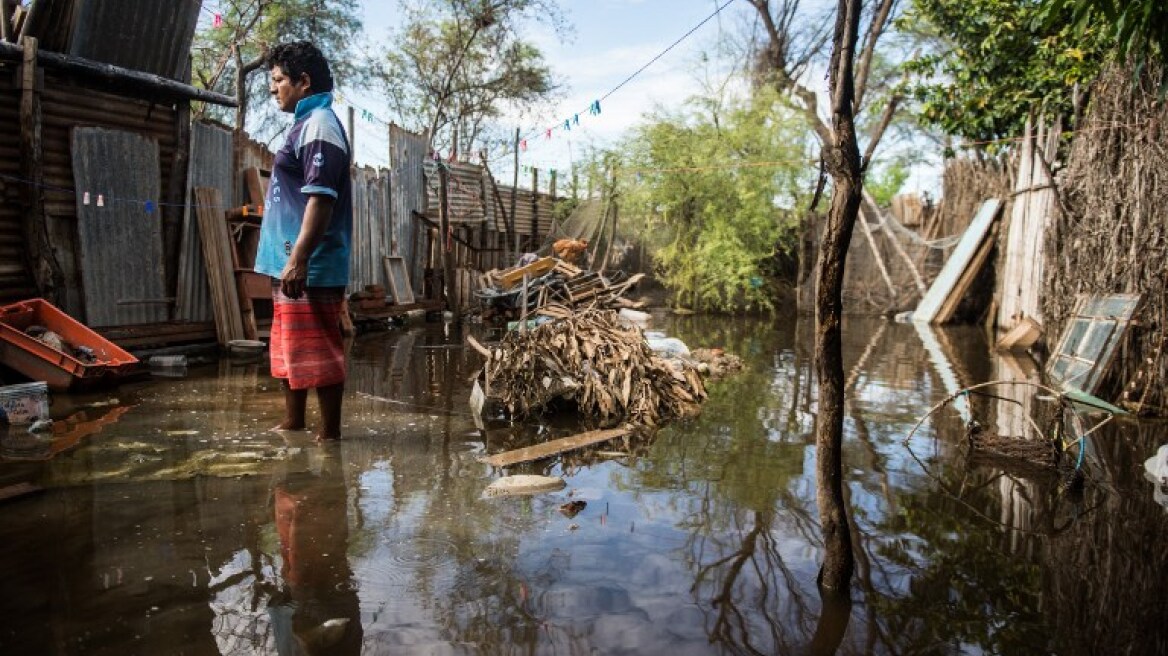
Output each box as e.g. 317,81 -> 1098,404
0,313 -> 1165,655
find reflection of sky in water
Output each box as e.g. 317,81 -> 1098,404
0,314 -> 1165,654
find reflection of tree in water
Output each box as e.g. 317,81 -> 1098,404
629,315 -> 828,654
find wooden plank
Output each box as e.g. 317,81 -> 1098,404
243,167 -> 268,205
913,199 -> 1002,324
478,428 -> 631,468
193,187 -> 245,344
934,222 -> 999,323
498,257 -> 556,288
234,272 -> 258,340
996,316 -> 1043,352
0,483 -> 43,503
383,255 -> 415,304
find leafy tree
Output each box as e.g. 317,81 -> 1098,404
618,87 -> 816,313
191,0 -> 365,133
865,157 -> 910,207
1043,0 -> 1168,91
377,0 -> 562,152
899,0 -> 1110,146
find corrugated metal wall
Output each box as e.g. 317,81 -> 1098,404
23,0 -> 200,81
420,160 -> 555,236
423,160 -> 487,225
0,66 -> 179,313
40,74 -> 178,317
0,62 -> 34,304
177,122 -> 232,323
389,125 -> 429,297
350,167 -> 394,293
71,127 -> 167,327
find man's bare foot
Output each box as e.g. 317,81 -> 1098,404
314,431 -> 341,441
272,420 -> 307,431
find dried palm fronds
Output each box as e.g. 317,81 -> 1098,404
473,309 -> 706,426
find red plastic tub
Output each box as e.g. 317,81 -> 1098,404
0,299 -> 139,391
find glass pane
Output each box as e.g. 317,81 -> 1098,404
1050,357 -> 1069,380
1082,322 -> 1117,359
1062,320 -> 1091,356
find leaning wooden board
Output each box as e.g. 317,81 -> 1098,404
913,199 -> 1003,324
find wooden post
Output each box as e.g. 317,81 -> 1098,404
599,174 -> 618,273
163,96 -> 192,307
438,164 -> 455,313
531,166 -> 539,251
347,105 -> 355,156
549,169 -> 557,200
0,0 -> 10,42
481,156 -> 516,268
510,127 -> 520,259
18,36 -> 60,304
477,167 -> 489,267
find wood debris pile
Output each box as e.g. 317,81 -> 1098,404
476,256 -> 647,320
470,309 -> 706,426
690,348 -> 744,379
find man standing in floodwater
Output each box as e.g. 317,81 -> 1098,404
254,41 -> 353,441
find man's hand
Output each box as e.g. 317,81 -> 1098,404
280,256 -> 308,299
281,195 -> 336,299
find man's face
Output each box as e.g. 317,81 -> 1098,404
269,65 -> 312,113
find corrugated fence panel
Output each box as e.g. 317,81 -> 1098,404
68,0 -> 201,80
0,65 -> 34,303
350,167 -> 394,292
389,125 -> 429,298
177,122 -> 232,323
71,128 -> 167,327
41,78 -> 177,316
423,160 -> 487,226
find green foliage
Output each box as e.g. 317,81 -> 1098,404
618,88 -> 815,313
900,0 -> 1110,146
1043,0 -> 1168,91
191,0 -> 365,126
379,0 -> 561,150
865,158 -> 911,207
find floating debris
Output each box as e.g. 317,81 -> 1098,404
690,348 -> 745,379
483,474 -> 566,498
559,500 -> 587,518
471,309 -> 706,427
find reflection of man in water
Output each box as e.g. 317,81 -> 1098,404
269,448 -> 362,655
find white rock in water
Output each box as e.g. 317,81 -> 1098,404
1146,444 -> 1168,485
484,475 -> 566,498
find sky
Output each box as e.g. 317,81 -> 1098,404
341,0 -> 938,195
346,0 -> 754,176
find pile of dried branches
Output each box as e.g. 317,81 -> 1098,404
471,309 -> 706,426
1049,61 -> 1168,413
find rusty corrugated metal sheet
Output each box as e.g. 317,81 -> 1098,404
40,76 -> 177,316
423,160 -> 488,226
71,127 -> 167,327
176,122 -> 231,323
23,0 -> 200,80
389,125 -> 428,297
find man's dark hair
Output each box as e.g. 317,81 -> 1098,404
266,41 -> 334,93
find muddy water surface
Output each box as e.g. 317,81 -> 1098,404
0,313 -> 1165,655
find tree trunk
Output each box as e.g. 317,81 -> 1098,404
815,0 -> 862,596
